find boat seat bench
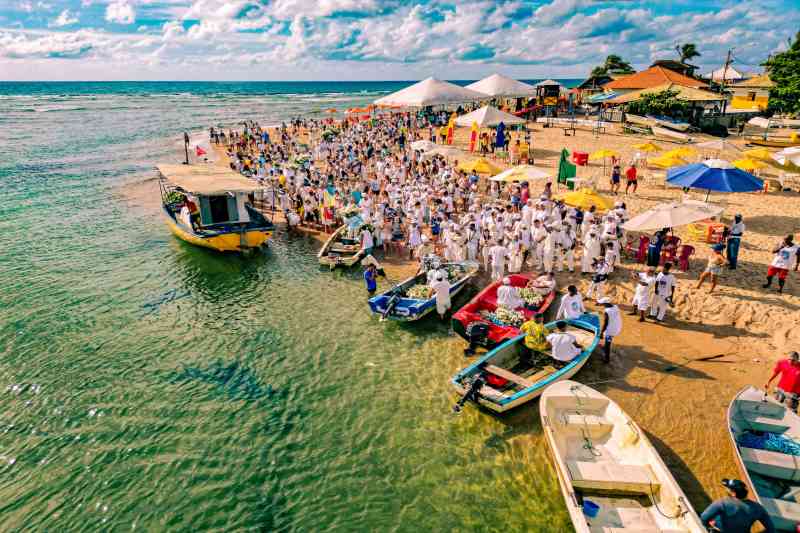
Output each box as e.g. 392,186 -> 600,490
561,412 -> 614,438
567,461 -> 660,494
760,497 -> 800,532
485,365 -> 534,388
739,447 -> 800,481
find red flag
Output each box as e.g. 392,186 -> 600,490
195,146 -> 207,156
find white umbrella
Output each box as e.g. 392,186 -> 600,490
410,140 -> 437,151
622,201 -> 724,231
773,147 -> 800,167
454,105 -> 526,128
465,74 -> 537,97
490,165 -> 551,182
374,77 -> 488,107
423,145 -> 463,159
693,139 -> 740,153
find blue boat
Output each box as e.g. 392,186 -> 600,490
451,313 -> 600,413
368,261 -> 479,322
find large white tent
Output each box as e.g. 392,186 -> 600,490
454,105 -> 526,128
374,77 -> 488,107
465,74 -> 537,97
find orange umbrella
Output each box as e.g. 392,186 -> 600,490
325,108 -> 337,113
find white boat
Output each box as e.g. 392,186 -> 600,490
652,126 -> 691,144
728,386 -> 800,531
317,225 -> 365,268
541,381 -> 705,533
648,116 -> 691,132
625,114 -> 653,127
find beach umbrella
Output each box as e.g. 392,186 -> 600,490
459,158 -> 502,175
663,147 -> 697,159
694,139 -> 739,153
455,105 -> 526,128
773,147 -> 800,167
556,188 -> 612,211
649,154 -> 687,169
732,158 -> 767,172
633,142 -> 661,152
666,159 -> 763,200
491,165 -> 551,182
423,145 -> 463,159
411,140 -> 437,152
623,201 -> 724,231
589,149 -> 618,174
743,148 -> 773,161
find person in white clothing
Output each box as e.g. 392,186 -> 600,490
650,262 -> 676,322
763,234 -> 800,294
489,242 -> 509,281
530,219 -> 547,268
586,256 -> 610,300
598,297 -> 622,363
496,277 -> 525,310
465,223 -> 479,262
431,274 -> 451,319
546,321 -> 582,363
630,267 -> 656,322
582,229 -> 602,274
556,285 -> 585,320
560,230 -> 575,273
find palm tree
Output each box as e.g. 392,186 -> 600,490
591,54 -> 635,77
676,43 -> 701,64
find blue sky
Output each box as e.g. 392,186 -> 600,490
0,0 -> 796,80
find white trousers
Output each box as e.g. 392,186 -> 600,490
563,250 -> 575,272
581,253 -> 594,273
491,262 -> 505,280
650,295 -> 668,320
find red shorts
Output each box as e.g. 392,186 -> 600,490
767,266 -> 789,280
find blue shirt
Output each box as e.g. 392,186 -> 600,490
364,270 -> 377,291
700,497 -> 774,533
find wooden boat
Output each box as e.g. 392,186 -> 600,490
451,314 -> 600,413
625,114 -> 654,127
652,126 -> 691,144
747,137 -> 800,148
368,261 -> 478,322
648,115 -> 691,132
728,386 -> 800,531
451,273 -> 555,348
541,380 -> 705,532
158,164 -> 274,253
317,225 -> 365,269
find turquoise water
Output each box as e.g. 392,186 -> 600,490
0,81 -> 579,531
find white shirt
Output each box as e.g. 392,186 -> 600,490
729,221 -> 745,238
431,279 -> 451,306
654,272 -> 676,298
604,305 -> 622,337
490,245 -> 508,266
771,245 -> 798,269
497,285 -> 524,310
557,294 -> 585,320
634,273 -> 655,299
547,332 -> 580,362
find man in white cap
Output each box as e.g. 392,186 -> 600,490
497,277 -> 525,310
598,297 -> 622,363
431,273 -> 451,320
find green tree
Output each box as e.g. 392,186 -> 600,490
763,31 -> 800,114
675,43 -> 701,63
626,89 -> 691,118
590,54 -> 635,77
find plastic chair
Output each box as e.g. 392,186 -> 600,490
677,245 -> 695,272
636,235 -> 650,263
660,246 -> 678,266
665,235 -> 681,248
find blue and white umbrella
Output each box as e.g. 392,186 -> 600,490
667,159 -> 763,199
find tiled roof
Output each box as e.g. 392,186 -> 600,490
732,74 -> 775,88
605,83 -> 725,104
603,66 -> 708,90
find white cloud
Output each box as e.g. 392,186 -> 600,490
0,29 -> 104,58
50,9 -> 78,28
106,0 -> 136,25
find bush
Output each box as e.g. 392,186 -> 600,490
626,89 -> 690,119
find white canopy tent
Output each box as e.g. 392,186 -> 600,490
465,74 -> 537,97
707,66 -> 745,82
374,77 -> 488,107
454,105 -> 527,128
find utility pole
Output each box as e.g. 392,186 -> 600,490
720,48 -> 733,117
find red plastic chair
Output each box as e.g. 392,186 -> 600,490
635,235 -> 650,263
677,245 -> 695,272
660,246 -> 678,265
665,235 -> 681,248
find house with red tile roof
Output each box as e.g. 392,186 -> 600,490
603,65 -> 708,96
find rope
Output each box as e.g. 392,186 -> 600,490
648,481 -> 687,520
567,384 -> 603,458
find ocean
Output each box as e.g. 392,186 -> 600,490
0,80 -> 580,532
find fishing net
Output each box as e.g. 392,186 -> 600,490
738,431 -> 800,456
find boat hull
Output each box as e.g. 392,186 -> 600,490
369,275 -> 473,322
317,225 -> 365,268
163,209 -> 271,253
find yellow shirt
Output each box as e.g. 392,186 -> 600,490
520,320 -> 548,351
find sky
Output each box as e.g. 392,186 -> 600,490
0,0 -> 797,81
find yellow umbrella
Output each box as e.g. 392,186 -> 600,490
556,188 -> 613,211
663,147 -> 697,159
589,149 -> 619,160
633,142 -> 661,152
458,158 -> 502,175
648,155 -> 686,169
733,158 -> 767,172
743,148 -> 773,161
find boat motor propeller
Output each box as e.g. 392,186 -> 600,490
453,373 -> 486,414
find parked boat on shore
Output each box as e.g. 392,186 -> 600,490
318,224 -> 366,269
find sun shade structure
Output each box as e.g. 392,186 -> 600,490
623,201 -> 724,231
662,147 -> 697,159
633,142 -> 662,152
694,139 -> 739,152
556,188 -> 612,211
732,158 -> 767,172
666,159 -> 763,193
157,164 -> 264,195
491,165 -> 551,182
465,74 -> 537,97
454,105 -> 527,128
423,145 -> 463,158
589,149 -> 618,160
374,77 -> 488,107
773,147 -> 800,167
458,158 -> 502,175
649,155 -> 687,169
743,148 -> 774,160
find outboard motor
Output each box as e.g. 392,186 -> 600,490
381,291 -> 402,321
453,373 -> 487,414
464,321 -> 491,356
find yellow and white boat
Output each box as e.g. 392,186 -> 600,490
317,224 -> 365,268
157,164 -> 274,253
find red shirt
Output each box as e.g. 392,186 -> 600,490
625,167 -> 637,181
775,359 -> 800,394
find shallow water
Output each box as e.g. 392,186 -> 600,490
0,81 -> 581,531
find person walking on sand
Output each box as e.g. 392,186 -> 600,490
598,297 -> 622,363
701,479 -> 774,533
629,266 -> 656,322
556,285 -> 585,320
610,162 -> 621,195
624,163 -> 638,195
489,240 -> 509,281
763,234 -> 799,294
697,243 -> 725,294
650,262 -> 676,323
726,214 -> 745,269
765,351 -> 800,412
